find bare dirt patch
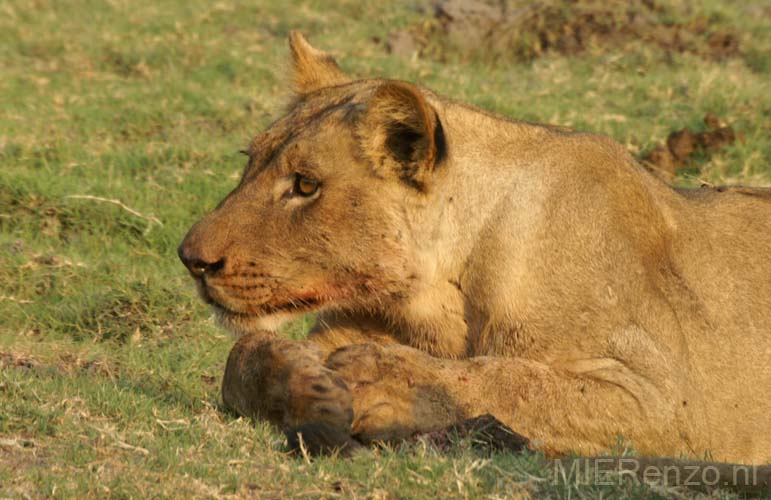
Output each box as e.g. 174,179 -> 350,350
641,114 -> 740,181
386,0 -> 741,63
0,351 -> 40,370
0,350 -> 120,379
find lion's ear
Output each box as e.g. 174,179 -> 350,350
359,81 -> 446,192
288,31 -> 349,94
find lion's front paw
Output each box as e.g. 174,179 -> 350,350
325,344 -> 406,442
325,343 -> 462,443
222,332 -> 353,432
283,359 -> 353,430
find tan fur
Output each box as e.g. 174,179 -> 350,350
179,33 -> 771,464
288,31 -> 349,94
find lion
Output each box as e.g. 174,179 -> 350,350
178,32 -> 771,465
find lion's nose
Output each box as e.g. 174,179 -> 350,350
179,208 -> 233,278
177,240 -> 226,278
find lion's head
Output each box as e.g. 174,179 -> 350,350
178,32 -> 448,334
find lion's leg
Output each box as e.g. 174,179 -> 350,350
325,343 -> 688,457
223,327 -> 687,457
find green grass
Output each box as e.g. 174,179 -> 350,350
1,0 -> 769,497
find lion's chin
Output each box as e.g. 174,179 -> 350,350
213,306 -> 305,336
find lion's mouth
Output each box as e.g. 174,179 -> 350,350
194,277 -> 331,319
208,292 -> 330,334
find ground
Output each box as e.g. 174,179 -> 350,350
0,0 -> 769,498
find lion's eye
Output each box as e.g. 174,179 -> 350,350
292,174 -> 320,197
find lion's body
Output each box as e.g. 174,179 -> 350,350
180,33 -> 771,464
